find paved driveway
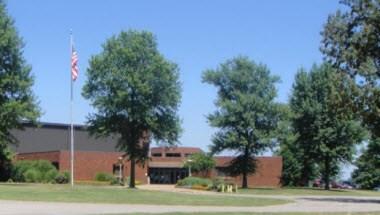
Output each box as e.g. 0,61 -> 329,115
0,197 -> 380,215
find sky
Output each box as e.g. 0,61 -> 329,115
7,0 -> 350,177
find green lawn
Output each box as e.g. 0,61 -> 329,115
0,183 -> 289,206
237,187 -> 380,196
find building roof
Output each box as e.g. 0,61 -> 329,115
150,146 -> 203,155
10,122 -> 118,153
214,156 -> 283,167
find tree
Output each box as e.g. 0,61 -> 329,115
275,104 -> 303,186
202,56 -> 281,188
321,0 -> 380,80
0,0 -> 40,180
289,71 -> 319,186
290,63 -> 366,190
183,152 -> 215,177
82,30 -> 182,188
321,0 -> 380,189
352,138 -> 380,189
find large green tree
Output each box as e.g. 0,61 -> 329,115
290,63 -> 366,190
321,0 -> 380,189
0,0 -> 40,180
203,56 -> 281,188
289,71 -> 319,186
83,30 -> 182,188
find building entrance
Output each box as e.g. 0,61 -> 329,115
148,168 -> 188,184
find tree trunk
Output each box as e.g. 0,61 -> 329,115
300,160 -> 311,187
242,172 -> 248,188
129,157 -> 136,188
242,145 -> 249,189
324,156 -> 330,190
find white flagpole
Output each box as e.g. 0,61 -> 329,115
70,30 -> 75,188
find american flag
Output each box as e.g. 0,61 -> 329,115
71,45 -> 78,81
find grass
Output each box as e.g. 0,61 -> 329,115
237,187 -> 380,196
0,183 -> 289,206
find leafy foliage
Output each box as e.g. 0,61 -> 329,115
54,171 -> 70,184
183,152 -> 215,177
11,160 -> 58,183
321,0 -> 380,81
352,138 -> 380,189
83,30 -> 182,188
176,176 -> 213,188
94,172 -> 114,182
321,0 -> 380,189
0,0 -> 40,180
0,144 -> 13,181
290,63 -> 366,189
275,104 -> 303,186
202,56 -> 281,188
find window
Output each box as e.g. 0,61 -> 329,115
165,153 -> 181,157
184,153 -> 192,157
152,153 -> 162,157
51,162 -> 59,170
216,167 -> 228,177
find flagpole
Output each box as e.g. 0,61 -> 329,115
70,30 -> 75,188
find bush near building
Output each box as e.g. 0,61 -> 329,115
94,172 -> 114,182
177,177 -> 213,190
54,171 -> 70,184
11,160 -> 58,183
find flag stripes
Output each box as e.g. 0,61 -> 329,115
71,46 -> 78,81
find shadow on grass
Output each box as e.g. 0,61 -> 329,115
301,197 -> 380,204
243,187 -> 350,192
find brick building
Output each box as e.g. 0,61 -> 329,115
11,122 -> 282,187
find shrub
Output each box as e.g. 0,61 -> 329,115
176,177 -> 213,189
44,169 -> 58,183
11,160 -> 34,182
55,171 -> 70,184
24,169 -> 40,183
95,172 -> 113,182
110,177 -> 122,186
11,160 -> 58,183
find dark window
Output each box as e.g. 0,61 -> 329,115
51,162 -> 59,170
165,153 -> 181,157
184,153 -> 192,157
216,167 -> 228,177
152,153 -> 162,157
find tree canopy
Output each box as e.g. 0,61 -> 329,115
184,152 -> 215,177
321,0 -> 380,189
352,139 -> 380,189
0,0 -> 40,180
289,63 -> 366,189
202,56 -> 281,188
82,30 -> 182,188
321,0 -> 380,81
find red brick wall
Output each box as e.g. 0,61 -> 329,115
16,151 -> 282,187
16,151 -> 60,163
16,151 -> 148,183
211,156 -> 283,188
59,151 -> 148,183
